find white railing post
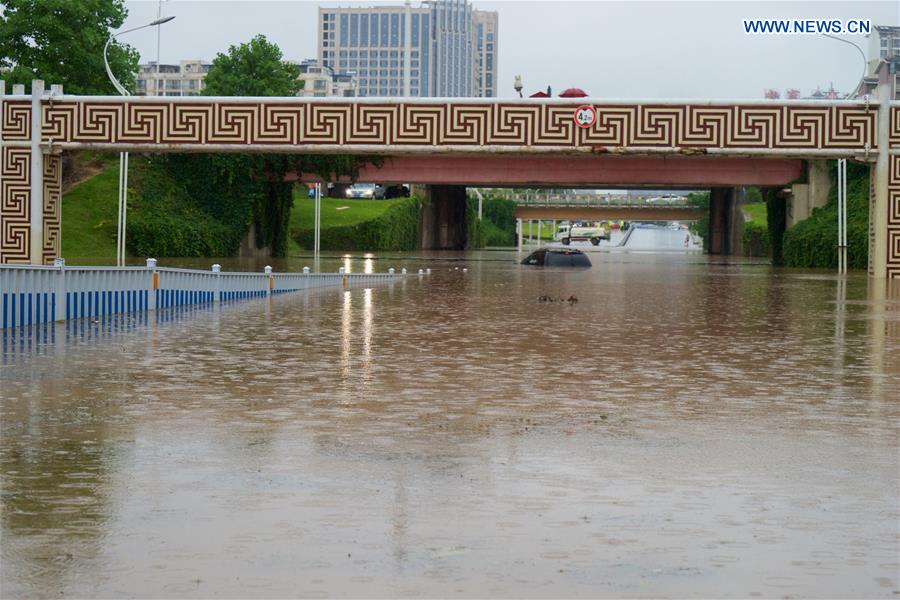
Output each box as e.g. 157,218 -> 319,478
212,263 -> 221,303
53,257 -> 66,322
147,258 -> 158,311
264,265 -> 273,296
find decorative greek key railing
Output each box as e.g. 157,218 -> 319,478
0,259 -> 422,330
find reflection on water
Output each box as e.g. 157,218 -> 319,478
2,251 -> 899,598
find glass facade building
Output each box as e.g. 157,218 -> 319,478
318,0 -> 497,98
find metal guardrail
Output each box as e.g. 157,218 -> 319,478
0,258 -> 423,330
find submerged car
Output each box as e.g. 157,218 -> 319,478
521,247 -> 592,267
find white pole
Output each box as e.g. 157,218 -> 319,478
837,158 -> 847,274
517,218 -> 523,251
117,153 -> 124,266
122,152 -> 129,265
537,220 -> 542,245
837,159 -> 842,274
314,182 -> 321,270
842,158 -> 848,273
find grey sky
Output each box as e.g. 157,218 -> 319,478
121,0 -> 898,99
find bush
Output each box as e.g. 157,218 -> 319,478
466,195 -> 519,247
127,157 -> 247,257
294,196 -> 422,251
783,162 -> 869,270
687,191 -> 710,242
742,220 -> 771,257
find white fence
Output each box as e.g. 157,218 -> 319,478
0,258 -> 423,330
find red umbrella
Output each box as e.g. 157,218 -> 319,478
529,91 -> 550,98
559,87 -> 588,98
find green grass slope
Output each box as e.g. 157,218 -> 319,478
60,163 -> 120,264
288,190 -> 406,230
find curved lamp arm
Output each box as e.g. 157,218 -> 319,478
104,16 -> 175,97
821,33 -> 868,97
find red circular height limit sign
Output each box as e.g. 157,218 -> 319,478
574,105 -> 596,128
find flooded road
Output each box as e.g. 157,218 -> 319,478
2,251 -> 899,598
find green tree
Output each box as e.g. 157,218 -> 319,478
0,0 -> 139,94
130,35 -> 372,258
202,35 -> 301,97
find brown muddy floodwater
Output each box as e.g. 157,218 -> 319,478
1,248 -> 899,598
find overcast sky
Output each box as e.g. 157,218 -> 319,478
121,0 -> 898,99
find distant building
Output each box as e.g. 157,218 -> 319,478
137,58 -> 357,98
135,60 -> 211,97
854,25 -> 900,100
317,0 -> 499,98
471,8 -> 498,97
293,59 -> 359,97
868,25 -> 900,70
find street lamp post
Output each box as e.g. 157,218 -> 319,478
820,33 -> 866,276
103,15 -> 175,267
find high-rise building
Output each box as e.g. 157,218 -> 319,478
317,0 -> 498,98
471,9 -> 498,98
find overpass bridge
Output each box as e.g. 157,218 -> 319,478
513,205 -> 705,222
1,76 -> 898,276
491,191 -> 706,222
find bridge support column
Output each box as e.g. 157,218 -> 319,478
787,160 -> 831,228
419,185 -> 467,250
0,80 -> 61,265
707,188 -> 744,256
871,61 -> 896,279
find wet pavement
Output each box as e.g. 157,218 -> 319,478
2,249 -> 899,598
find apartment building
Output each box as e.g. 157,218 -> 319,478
135,60 -> 211,96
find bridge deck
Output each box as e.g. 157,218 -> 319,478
514,206 -> 705,222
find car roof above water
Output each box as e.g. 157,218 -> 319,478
521,247 -> 592,267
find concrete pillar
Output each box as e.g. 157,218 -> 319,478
29,80 -> 44,265
870,61 -> 893,278
787,160 -> 831,228
730,187 -> 745,257
708,188 -> 727,255
419,185 -> 467,250
707,187 -> 743,256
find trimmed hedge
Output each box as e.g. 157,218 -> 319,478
783,162 -> 869,270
